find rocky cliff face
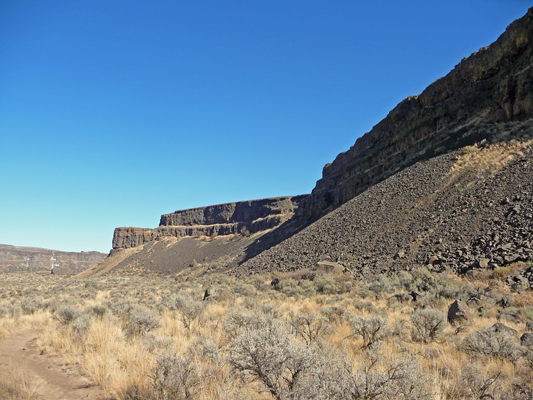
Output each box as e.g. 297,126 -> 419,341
297,8 -> 533,221
239,138 -> 533,282
0,244 -> 107,275
112,195 -> 308,249
104,9 -> 533,280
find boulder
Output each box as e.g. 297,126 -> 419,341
317,261 -> 344,275
521,332 -> 533,347
448,300 -> 473,325
491,322 -> 518,337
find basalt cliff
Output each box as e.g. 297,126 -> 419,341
84,8 -> 533,281
112,196 -> 308,249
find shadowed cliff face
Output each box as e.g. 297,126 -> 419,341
112,195 -> 308,249
297,7 -> 533,221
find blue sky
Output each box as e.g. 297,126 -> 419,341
0,1 -> 530,253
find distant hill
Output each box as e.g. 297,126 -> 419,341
0,244 -> 107,275
82,8 -> 533,285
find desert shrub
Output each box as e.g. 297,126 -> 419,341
151,353 -> 199,400
223,309 -> 273,338
86,304 -> 108,320
314,275 -> 340,295
522,306 -> 533,320
228,320 -> 318,400
410,309 -> 447,343
353,282 -> 374,299
56,305 -> 80,325
289,311 -> 330,346
245,276 -> 269,291
200,338 -> 220,361
142,334 -> 173,355
298,280 -> 317,297
353,300 -> 377,314
458,363 -> 503,400
398,271 -> 414,291
349,347 -> 433,400
320,306 -> 346,323
462,326 -> 522,361
107,298 -> 136,318
233,283 -> 257,297
125,306 -> 161,337
413,267 -> 454,295
462,145 -> 478,155
242,297 -> 258,310
503,306 -> 533,321
369,274 -> 394,295
0,306 -> 8,318
258,303 -> 281,318
435,281 -> 464,300
175,296 -> 205,331
71,313 -> 92,336
20,298 -> 44,315
308,344 -> 432,400
348,315 -> 390,348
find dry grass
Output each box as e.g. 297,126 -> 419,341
1,271 -> 532,399
0,364 -> 39,400
451,139 -> 533,176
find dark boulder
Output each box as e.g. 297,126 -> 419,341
448,300 -> 473,325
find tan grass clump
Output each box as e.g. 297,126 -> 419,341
450,139 -> 533,177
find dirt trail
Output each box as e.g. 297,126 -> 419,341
0,329 -> 105,400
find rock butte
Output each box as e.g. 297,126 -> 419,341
89,8 -> 533,280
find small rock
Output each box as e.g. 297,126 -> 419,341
478,258 -> 490,268
525,321 -> 533,331
428,255 -> 440,265
505,254 -> 520,263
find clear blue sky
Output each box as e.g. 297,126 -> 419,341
1,1 -> 530,253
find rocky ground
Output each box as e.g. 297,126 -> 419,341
237,133 -> 533,287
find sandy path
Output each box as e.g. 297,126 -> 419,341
0,329 -> 106,400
